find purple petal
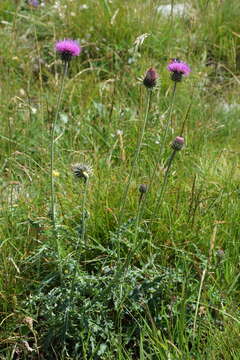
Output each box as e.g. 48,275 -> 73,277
55,39 -> 81,57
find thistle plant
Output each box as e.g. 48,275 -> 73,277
50,39 -> 81,228
150,59 -> 190,216
131,60 -> 191,230
144,60 -> 190,200
116,68 -> 157,261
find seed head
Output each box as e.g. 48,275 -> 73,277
72,163 -> 92,182
143,68 -> 158,88
55,39 -> 81,62
167,59 -> 191,82
171,136 -> 184,151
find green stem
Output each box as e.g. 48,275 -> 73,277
153,149 -> 177,217
170,0 -> 174,18
130,196 -> 145,264
117,89 -> 152,259
155,81 -> 177,169
50,61 -> 68,228
81,179 -> 88,261
131,196 -> 144,254
62,180 -> 88,353
148,81 -> 177,192
129,82 -> 177,230
118,89 -> 152,224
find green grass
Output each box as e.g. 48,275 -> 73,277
1,0 -> 240,358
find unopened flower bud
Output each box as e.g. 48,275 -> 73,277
143,68 -> 158,88
171,136 -> 184,151
139,184 -> 148,194
139,184 -> 148,204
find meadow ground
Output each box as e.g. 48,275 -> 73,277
0,0 -> 240,359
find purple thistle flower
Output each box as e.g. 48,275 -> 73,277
29,0 -> 39,6
167,59 -> 191,82
55,39 -> 81,62
171,136 -> 184,151
143,68 -> 158,88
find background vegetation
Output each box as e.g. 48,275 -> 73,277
0,0 -> 240,358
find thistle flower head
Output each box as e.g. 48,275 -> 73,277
216,249 -> 225,259
143,67 -> 158,88
29,0 -> 39,6
139,184 -> 148,204
72,163 -> 93,182
167,59 -> 191,82
55,39 -> 81,62
139,184 -> 148,194
171,136 -> 184,151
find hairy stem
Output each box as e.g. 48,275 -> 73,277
117,89 -> 152,259
62,179 -> 89,353
50,61 -> 68,228
131,82 -> 177,230
153,149 -> 177,217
